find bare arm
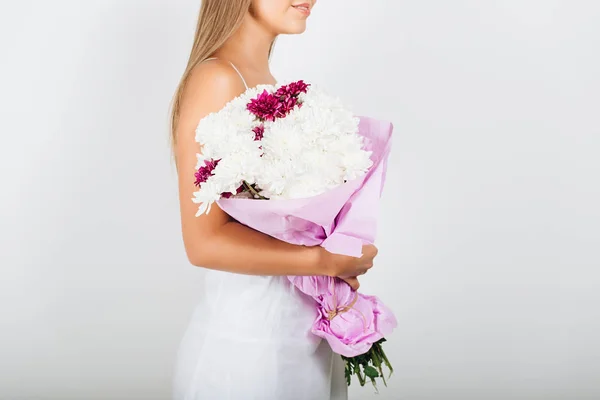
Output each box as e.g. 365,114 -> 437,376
175,61 -> 328,276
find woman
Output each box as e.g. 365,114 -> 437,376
170,1 -> 379,398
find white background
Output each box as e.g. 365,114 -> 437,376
1,0 -> 599,399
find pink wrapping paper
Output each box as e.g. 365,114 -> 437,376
217,116 -> 396,357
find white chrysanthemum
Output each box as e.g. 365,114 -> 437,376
196,102 -> 255,159
192,81 -> 373,215
252,84 -> 372,200
192,88 -> 265,215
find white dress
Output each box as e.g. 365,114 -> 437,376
172,59 -> 348,400
172,271 -> 348,400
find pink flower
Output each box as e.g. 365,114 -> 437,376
252,124 -> 264,141
278,96 -> 299,116
311,280 -> 397,357
221,184 -> 245,199
275,80 -> 310,98
247,81 -> 310,122
247,90 -> 282,122
194,159 -> 220,187
274,80 -> 310,116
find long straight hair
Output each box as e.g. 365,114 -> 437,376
169,0 -> 273,164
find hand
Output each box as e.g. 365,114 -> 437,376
339,276 -> 361,291
321,244 -> 378,291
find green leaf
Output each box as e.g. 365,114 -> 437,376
343,344 -> 395,389
364,365 -> 380,378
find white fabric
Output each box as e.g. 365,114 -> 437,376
172,270 -> 349,399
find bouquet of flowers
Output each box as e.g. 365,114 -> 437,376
192,80 -> 396,388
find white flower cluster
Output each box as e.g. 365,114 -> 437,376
192,83 -> 373,216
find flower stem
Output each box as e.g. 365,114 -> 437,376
243,181 -> 268,200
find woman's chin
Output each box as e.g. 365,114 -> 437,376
280,21 -> 308,35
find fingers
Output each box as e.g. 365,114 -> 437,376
362,244 -> 378,259
342,276 -> 360,291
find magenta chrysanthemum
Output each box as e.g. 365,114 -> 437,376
278,96 -> 299,116
274,80 -> 310,116
275,80 -> 310,98
252,124 -> 265,141
247,81 -> 311,122
194,159 -> 220,187
247,90 -> 282,122
221,184 -> 244,198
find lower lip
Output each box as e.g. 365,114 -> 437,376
293,6 -> 311,17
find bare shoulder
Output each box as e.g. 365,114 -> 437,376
178,60 -> 247,139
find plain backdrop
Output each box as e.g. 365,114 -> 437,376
1,1 -> 599,399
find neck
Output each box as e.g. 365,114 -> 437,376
217,15 -> 275,72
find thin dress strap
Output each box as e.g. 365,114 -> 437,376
203,57 -> 249,90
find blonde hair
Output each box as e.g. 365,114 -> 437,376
169,0 -> 273,164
